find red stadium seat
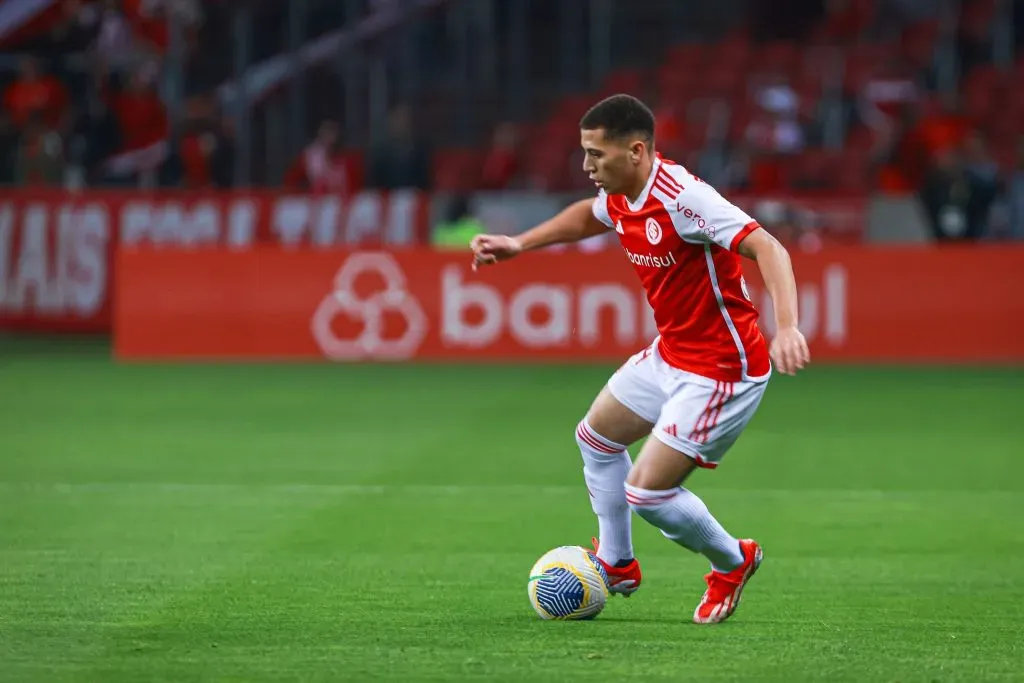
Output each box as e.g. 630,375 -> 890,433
433,148 -> 484,193
993,146 -> 1017,176
664,43 -> 707,71
599,68 -> 644,99
794,46 -> 832,96
819,0 -> 876,43
756,42 -> 799,76
844,124 -> 876,153
657,64 -> 701,108
900,20 -> 939,70
727,102 -> 755,143
791,148 -> 834,188
835,149 -> 872,192
701,63 -> 745,100
988,108 -> 1019,142
714,38 -> 752,72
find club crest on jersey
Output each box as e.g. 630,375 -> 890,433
645,218 -> 663,245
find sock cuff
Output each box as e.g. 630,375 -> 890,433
576,419 -> 627,454
624,484 -> 681,508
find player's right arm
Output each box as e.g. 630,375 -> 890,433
470,198 -> 608,270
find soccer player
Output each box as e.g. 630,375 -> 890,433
470,94 -> 809,624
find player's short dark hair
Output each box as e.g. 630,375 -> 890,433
579,94 -> 656,144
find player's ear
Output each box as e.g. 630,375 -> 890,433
629,140 -> 645,165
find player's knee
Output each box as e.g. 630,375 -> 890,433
625,458 -> 675,490
625,466 -> 649,489
626,438 -> 701,490
586,388 -> 652,446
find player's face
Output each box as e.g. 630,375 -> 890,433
580,128 -> 642,195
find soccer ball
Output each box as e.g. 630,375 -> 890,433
527,545 -> 609,620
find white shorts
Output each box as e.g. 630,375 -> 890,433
606,341 -> 769,469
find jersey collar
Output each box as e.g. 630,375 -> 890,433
625,155 -> 661,213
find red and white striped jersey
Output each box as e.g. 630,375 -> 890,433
592,155 -> 771,383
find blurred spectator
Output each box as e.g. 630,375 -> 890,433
432,195 -> 485,249
284,119 -> 363,194
172,97 -> 236,188
479,122 -> 520,190
919,132 -> 999,241
125,0 -> 205,65
874,101 -> 928,193
0,0 -> 1011,200
93,0 -> 144,68
962,130 -> 1000,188
985,137 -> 1024,241
3,57 -> 69,129
108,62 -> 167,153
755,75 -> 800,120
740,73 -> 805,193
68,95 -> 122,185
956,0 -> 995,76
857,59 -> 920,141
746,74 -> 806,155
367,105 -> 431,191
915,92 -> 971,165
875,92 -> 974,196
48,0 -> 100,54
745,117 -> 805,156
15,114 -> 66,187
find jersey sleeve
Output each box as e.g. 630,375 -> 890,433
591,190 -> 614,229
668,180 -> 761,252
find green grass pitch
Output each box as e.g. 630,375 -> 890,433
1,337 -> 1022,682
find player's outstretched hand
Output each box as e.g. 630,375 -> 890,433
770,326 -> 810,376
470,234 -> 523,271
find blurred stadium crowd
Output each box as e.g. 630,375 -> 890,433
1,0 -> 1022,239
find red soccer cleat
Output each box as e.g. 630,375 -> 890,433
693,539 -> 763,624
589,537 -> 642,597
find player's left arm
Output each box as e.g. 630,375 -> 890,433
736,228 -> 810,376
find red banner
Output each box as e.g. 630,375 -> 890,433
0,190 -> 430,332
113,246 -> 1024,363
